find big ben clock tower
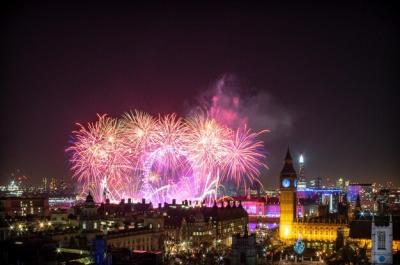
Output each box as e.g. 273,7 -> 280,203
279,148 -> 298,241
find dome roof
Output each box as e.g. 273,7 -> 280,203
85,191 -> 95,204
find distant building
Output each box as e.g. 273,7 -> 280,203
348,183 -> 374,210
237,196 -> 266,217
0,196 -> 49,217
309,177 -> 322,189
297,154 -> 307,197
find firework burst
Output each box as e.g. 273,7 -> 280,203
67,111 -> 268,204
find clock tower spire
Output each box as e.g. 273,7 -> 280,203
279,147 -> 298,241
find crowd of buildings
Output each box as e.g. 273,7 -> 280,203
0,149 -> 399,264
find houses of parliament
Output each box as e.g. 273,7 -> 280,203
278,149 -> 399,263
279,149 -> 349,244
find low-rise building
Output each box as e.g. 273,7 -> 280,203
348,215 -> 400,261
0,196 -> 49,217
106,227 -> 164,251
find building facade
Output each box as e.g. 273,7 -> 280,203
0,196 -> 49,217
279,149 -> 298,241
371,215 -> 393,264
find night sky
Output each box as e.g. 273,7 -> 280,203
1,2 -> 399,187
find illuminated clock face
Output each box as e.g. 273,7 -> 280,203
282,178 -> 290,188
379,256 -> 385,262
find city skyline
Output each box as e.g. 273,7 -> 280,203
1,2 -> 399,187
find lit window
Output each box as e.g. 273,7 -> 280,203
377,231 -> 386,250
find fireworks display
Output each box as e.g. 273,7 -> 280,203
67,111 -> 268,204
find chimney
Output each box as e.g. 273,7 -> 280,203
142,198 -> 145,204
106,199 -> 110,204
158,203 -> 162,209
172,199 -> 176,205
128,198 -> 132,204
121,199 -> 125,204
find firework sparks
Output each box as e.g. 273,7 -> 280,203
67,111 -> 268,204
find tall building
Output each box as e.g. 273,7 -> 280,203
371,215 -> 393,264
278,150 -> 349,245
309,177 -> 322,189
298,154 -> 306,185
279,148 -> 298,241
297,154 -> 307,199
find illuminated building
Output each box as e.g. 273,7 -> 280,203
42,177 -> 48,191
336,177 -> 349,190
278,150 -> 349,244
309,177 -> 322,189
279,148 -> 298,241
0,196 -> 49,217
297,154 -> 307,195
348,215 -> 399,263
5,180 -> 23,197
48,196 -> 76,209
49,177 -> 57,191
265,197 -> 280,220
233,196 -> 266,218
348,183 -> 374,210
163,203 -> 215,248
78,192 -> 99,231
163,200 -> 247,247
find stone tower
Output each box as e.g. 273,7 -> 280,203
279,148 -> 298,241
371,215 -> 393,264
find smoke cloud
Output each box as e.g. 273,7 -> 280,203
191,74 -> 294,140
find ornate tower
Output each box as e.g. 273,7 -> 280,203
279,148 -> 298,241
371,215 -> 393,264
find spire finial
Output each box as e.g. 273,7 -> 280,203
285,147 -> 293,162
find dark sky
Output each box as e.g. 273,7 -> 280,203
1,1 -> 399,187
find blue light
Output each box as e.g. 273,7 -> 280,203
282,179 -> 290,188
294,238 -> 305,255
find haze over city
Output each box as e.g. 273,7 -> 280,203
1,2 -> 398,187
